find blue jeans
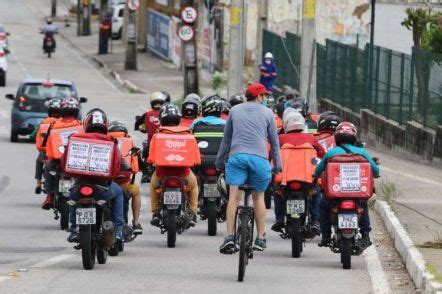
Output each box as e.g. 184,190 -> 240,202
69,181 -> 124,230
273,186 -> 320,223
319,198 -> 371,238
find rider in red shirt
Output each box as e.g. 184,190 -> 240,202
144,92 -> 167,141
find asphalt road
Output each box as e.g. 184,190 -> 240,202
0,1 -> 412,293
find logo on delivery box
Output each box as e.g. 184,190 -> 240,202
165,154 -> 185,162
165,139 -> 186,149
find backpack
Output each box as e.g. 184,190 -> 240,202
192,122 -> 225,166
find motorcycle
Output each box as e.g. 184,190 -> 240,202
275,180 -> 318,258
197,166 -> 225,236
154,176 -> 194,248
68,180 -> 120,270
43,32 -> 55,58
48,160 -> 72,230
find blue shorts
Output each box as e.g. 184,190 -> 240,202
225,153 -> 271,192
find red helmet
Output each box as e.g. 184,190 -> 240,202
335,122 -> 357,137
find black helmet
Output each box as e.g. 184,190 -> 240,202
317,111 -> 342,133
45,98 -> 62,118
159,103 -> 181,126
181,93 -> 201,118
287,98 -> 309,118
201,95 -> 223,117
46,17 -> 53,24
221,99 -> 231,115
83,108 -> 109,134
61,97 -> 80,118
108,120 -> 128,136
161,91 -> 171,103
229,93 -> 244,107
150,92 -> 167,110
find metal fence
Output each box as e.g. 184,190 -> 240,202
262,30 -> 301,90
317,40 -> 442,129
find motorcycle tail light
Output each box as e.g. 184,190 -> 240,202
0,35 -> 6,40
341,229 -> 354,235
204,168 -> 217,176
0,51 -> 4,57
165,178 -> 180,188
340,200 -> 356,210
80,186 -> 94,196
289,181 -> 302,191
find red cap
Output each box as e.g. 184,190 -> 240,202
246,83 -> 271,97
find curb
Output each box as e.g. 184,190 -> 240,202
59,32 -> 147,94
374,200 -> 442,293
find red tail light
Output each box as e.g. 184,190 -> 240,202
341,229 -> 354,235
205,168 -> 217,176
0,35 -> 6,40
340,200 -> 356,210
0,52 -> 4,57
165,178 -> 180,188
80,186 -> 94,196
47,38 -> 53,42
289,181 -> 302,190
42,82 -> 54,87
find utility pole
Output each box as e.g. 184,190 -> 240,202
367,0 -> 376,108
77,0 -> 82,36
227,0 -> 245,98
255,0 -> 268,79
82,0 -> 91,36
299,0 -> 317,111
180,0 -> 199,95
51,0 -> 57,17
125,1 -> 139,70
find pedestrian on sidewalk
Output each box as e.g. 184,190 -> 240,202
259,52 -> 277,93
99,17 -> 111,54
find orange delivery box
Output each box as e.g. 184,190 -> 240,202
148,133 -> 201,167
46,125 -> 83,159
274,143 -> 317,185
322,154 -> 374,200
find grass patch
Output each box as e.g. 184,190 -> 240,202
417,230 -> 442,249
378,180 -> 399,207
426,263 -> 442,283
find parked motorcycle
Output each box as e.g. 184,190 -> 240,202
68,180 -> 120,270
154,176 -> 194,248
197,166 -> 225,236
275,180 -> 318,258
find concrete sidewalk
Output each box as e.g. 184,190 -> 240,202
369,147 -> 442,288
59,20 -> 212,100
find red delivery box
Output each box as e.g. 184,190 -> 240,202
322,154 -> 374,200
63,136 -> 117,180
148,133 -> 201,167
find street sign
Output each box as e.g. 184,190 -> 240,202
181,6 -> 198,24
178,25 -> 194,42
127,0 -> 140,11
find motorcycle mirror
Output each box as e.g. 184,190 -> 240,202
79,97 -> 88,103
5,94 -> 14,100
311,158 -> 320,166
373,157 -> 381,166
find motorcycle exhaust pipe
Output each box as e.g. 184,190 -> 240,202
103,221 -> 115,250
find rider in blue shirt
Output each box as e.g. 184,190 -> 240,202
259,52 -> 277,93
190,95 -> 226,130
315,122 -> 379,247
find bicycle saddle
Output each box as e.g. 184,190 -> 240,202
239,184 -> 255,192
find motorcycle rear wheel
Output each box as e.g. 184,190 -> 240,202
238,213 -> 249,282
59,198 -> 69,230
167,210 -> 176,248
207,201 -> 217,236
341,238 -> 352,269
80,225 -> 96,270
290,219 -> 302,258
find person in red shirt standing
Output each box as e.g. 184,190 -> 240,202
271,110 -> 325,233
180,93 -> 200,128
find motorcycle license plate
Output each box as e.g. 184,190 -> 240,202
76,208 -> 96,225
203,184 -> 219,198
59,179 -> 73,195
163,191 -> 182,205
338,214 -> 358,229
287,199 -> 305,214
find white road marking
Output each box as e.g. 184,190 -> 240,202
29,254 -> 76,268
364,245 -> 391,293
62,43 -> 122,94
380,165 -> 442,187
0,277 -> 11,283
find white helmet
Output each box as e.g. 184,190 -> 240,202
264,52 -> 273,59
283,109 -> 305,132
150,91 -> 167,109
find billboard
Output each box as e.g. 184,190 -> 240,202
147,8 -> 170,60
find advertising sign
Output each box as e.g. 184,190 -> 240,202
147,9 -> 170,59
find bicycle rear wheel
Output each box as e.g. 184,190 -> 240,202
238,213 -> 249,282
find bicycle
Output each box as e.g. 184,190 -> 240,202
234,184 -> 255,282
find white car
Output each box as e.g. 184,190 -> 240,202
111,3 -> 125,40
0,47 -> 7,87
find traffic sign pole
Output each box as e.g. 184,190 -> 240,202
180,0 -> 199,96
125,0 -> 138,70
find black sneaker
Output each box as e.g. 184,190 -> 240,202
271,222 -> 285,233
319,236 -> 331,247
150,213 -> 161,227
132,222 -> 143,234
220,235 -> 236,254
35,186 -> 42,194
310,221 -> 321,236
